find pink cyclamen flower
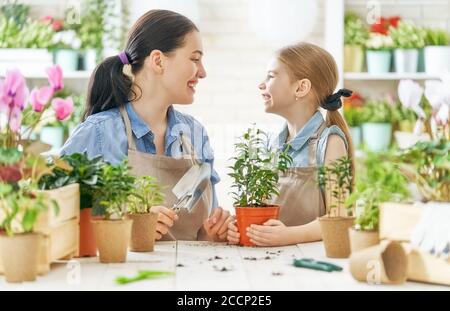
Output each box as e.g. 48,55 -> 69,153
0,68 -> 29,112
30,86 -> 54,113
52,97 -> 73,121
9,106 -> 22,133
46,65 -> 64,92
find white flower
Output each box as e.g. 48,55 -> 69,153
366,33 -> 394,50
436,104 -> 449,125
424,77 -> 450,125
53,30 -> 81,50
398,79 -> 425,118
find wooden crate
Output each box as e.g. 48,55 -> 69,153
379,202 -> 422,242
0,184 -> 80,275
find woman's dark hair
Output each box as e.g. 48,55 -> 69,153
84,10 -> 198,119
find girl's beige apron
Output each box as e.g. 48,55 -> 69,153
272,123 -> 327,226
120,107 -> 212,241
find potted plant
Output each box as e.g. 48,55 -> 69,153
361,99 -> 394,151
389,21 -> 426,73
0,183 -> 49,283
424,28 -> 450,74
346,151 -> 410,253
365,33 -> 394,74
38,152 -> 106,257
91,159 -> 135,263
126,176 -> 164,252
317,156 -> 354,258
344,12 -> 369,72
229,127 -> 292,247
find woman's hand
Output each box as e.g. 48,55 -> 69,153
203,207 -> 231,242
246,219 -> 293,246
227,217 -> 240,244
150,205 -> 179,240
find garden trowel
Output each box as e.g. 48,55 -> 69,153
171,162 -> 212,214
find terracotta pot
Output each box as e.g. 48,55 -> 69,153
349,240 -> 408,284
235,206 -> 280,247
78,208 -> 98,257
0,233 -> 40,283
91,219 -> 132,263
349,227 -> 380,254
125,212 -> 158,252
319,216 -> 355,258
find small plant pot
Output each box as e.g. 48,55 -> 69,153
349,126 -> 362,149
349,227 -> 380,254
349,240 -> 408,284
0,233 -> 40,283
235,206 -> 280,247
83,49 -> 98,71
78,208 -> 98,257
394,48 -> 419,73
91,219 -> 132,263
53,49 -> 79,72
362,123 -> 392,152
366,50 -> 392,74
344,45 -> 364,72
125,212 -> 158,252
318,216 -> 355,258
424,46 -> 450,74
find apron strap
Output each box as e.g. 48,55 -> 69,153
308,121 -> 327,166
119,105 -> 137,151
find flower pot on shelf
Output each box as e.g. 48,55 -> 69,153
394,48 -> 419,73
318,216 -> 355,258
78,208 -> 98,257
91,219 -> 132,263
235,206 -> 280,247
125,212 -> 158,252
362,123 -> 392,152
40,126 -> 64,153
54,49 -> 79,72
348,227 -> 380,254
424,46 -> 450,74
344,45 -> 364,72
83,49 -> 98,71
349,126 -> 362,149
0,233 -> 40,283
366,50 -> 392,74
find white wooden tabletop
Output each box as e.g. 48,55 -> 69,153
0,241 -> 448,291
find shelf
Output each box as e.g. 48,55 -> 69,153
344,72 -> 441,81
22,71 -> 92,79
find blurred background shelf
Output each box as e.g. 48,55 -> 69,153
344,72 -> 442,81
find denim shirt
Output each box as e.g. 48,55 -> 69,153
60,102 -> 220,208
270,111 -> 348,167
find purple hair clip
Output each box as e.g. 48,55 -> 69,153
118,51 -> 130,65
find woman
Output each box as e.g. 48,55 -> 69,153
227,42 -> 354,246
61,10 -> 230,242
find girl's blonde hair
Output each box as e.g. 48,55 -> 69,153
277,42 -> 355,178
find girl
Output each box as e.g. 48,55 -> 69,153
227,42 -> 354,246
61,10 -> 231,242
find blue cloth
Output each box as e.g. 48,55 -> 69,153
60,102 -> 220,208
269,111 -> 348,167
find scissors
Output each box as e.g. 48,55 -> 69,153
293,258 -> 343,272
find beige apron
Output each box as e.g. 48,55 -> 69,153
272,123 -> 327,226
119,106 -> 212,241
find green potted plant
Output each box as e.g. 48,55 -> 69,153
91,159 -> 135,263
424,27 -> 450,74
229,127 -> 292,246
365,33 -> 394,74
361,99 -> 394,151
0,183 -> 49,283
344,12 -> 369,72
346,150 -> 410,253
344,106 -> 363,149
38,152 -> 106,257
317,156 -> 354,258
389,21 -> 426,73
126,176 -> 164,252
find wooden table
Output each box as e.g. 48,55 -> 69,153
0,241 -> 448,291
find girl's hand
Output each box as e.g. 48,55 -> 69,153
227,217 -> 240,244
150,205 -> 179,240
246,219 -> 293,247
203,207 -> 231,242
